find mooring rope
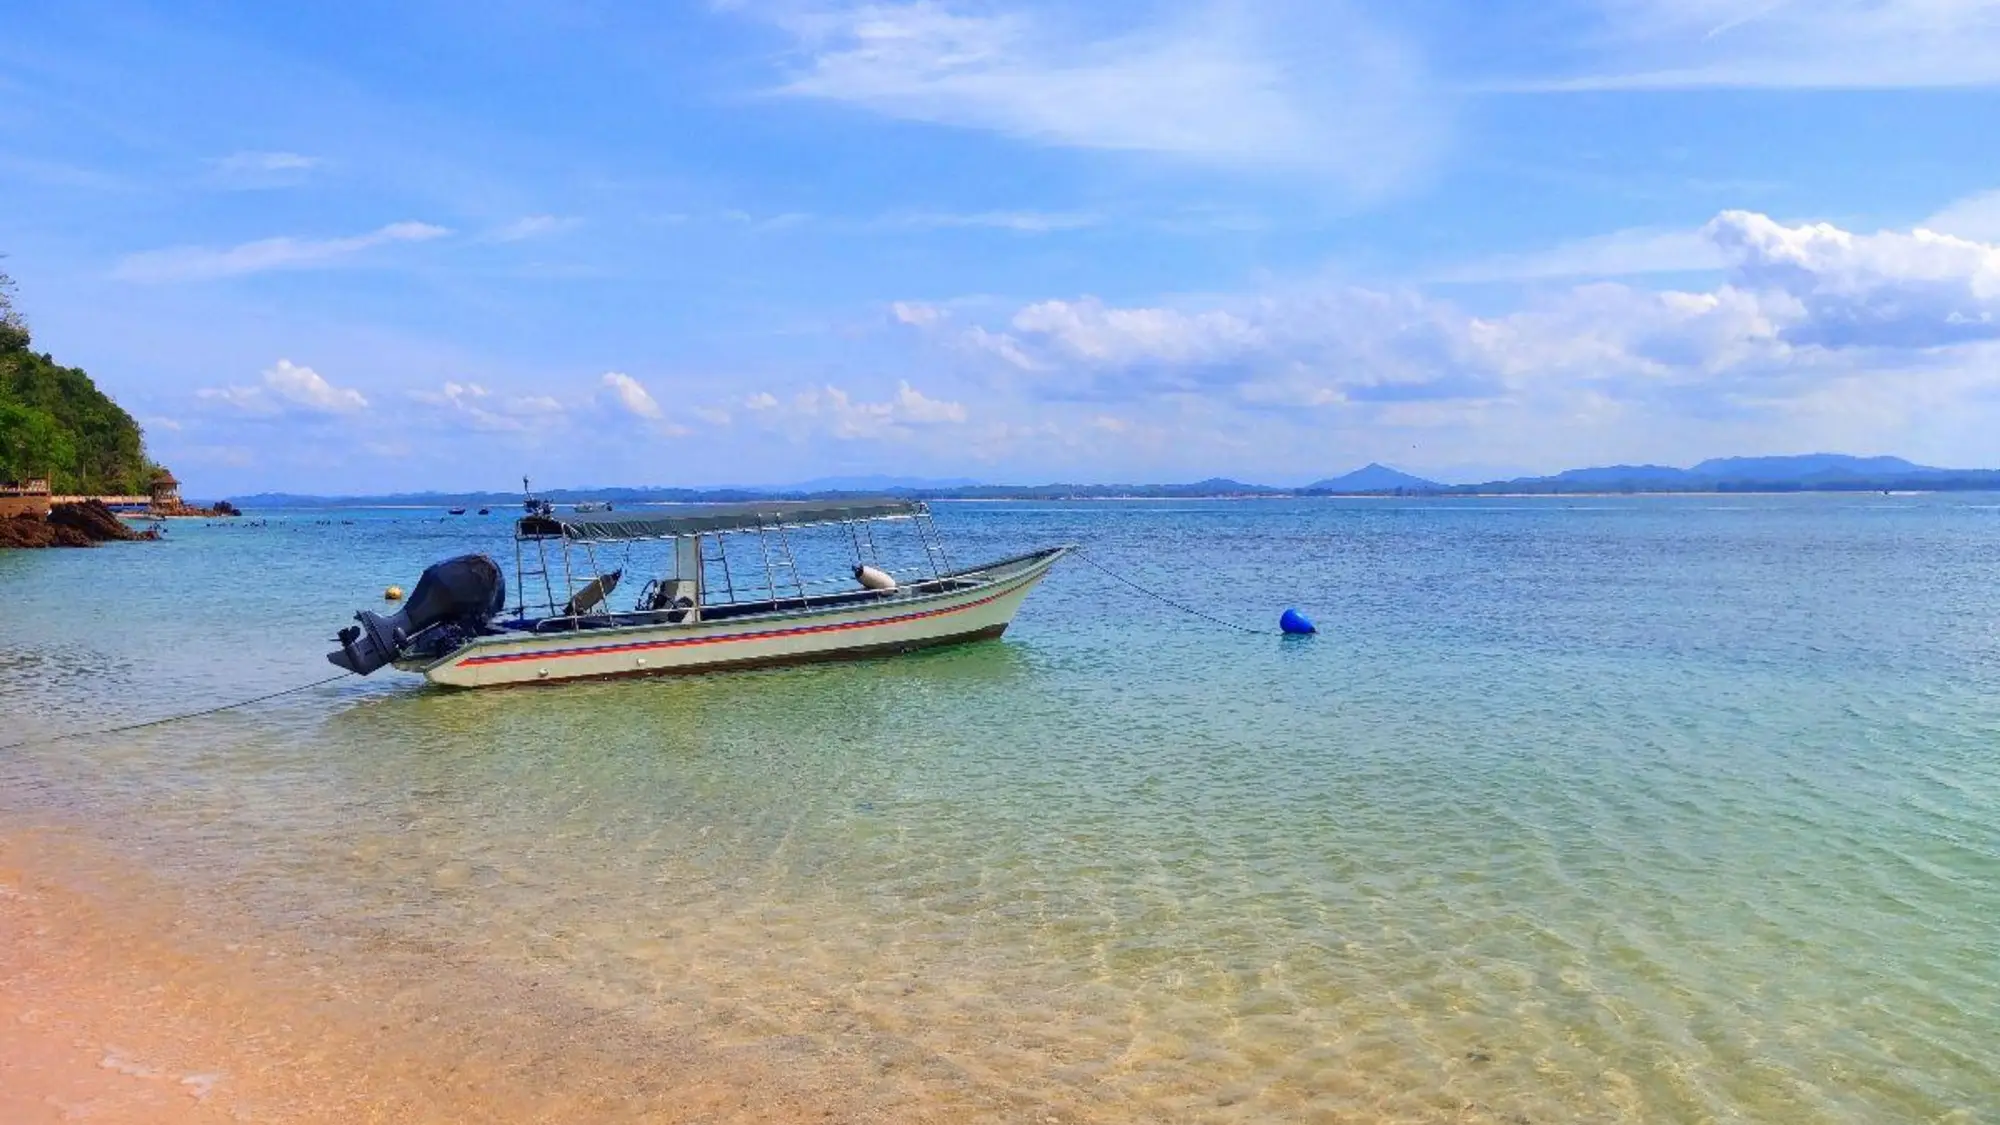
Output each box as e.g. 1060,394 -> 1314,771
0,671 -> 355,752
1072,549 -> 1272,635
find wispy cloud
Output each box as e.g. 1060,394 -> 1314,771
1514,0 -> 2000,90
113,221 -> 451,282
875,209 -> 1098,233
1433,226 -> 1725,283
409,381 -> 562,431
734,0 -> 1442,191
208,150 -> 323,189
1927,189 -> 2000,243
488,214 -> 583,242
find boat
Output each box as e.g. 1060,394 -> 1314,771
326,498 -> 1069,688
448,507 -> 467,515
574,501 -> 613,513
477,507 -> 491,515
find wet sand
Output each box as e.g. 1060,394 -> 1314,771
0,824 -> 966,1124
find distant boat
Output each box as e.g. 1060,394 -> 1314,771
478,507 -> 491,515
574,501 -> 613,513
448,507 -> 467,515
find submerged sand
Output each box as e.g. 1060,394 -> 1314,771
0,825 -> 963,1124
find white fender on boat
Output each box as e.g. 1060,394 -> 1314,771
854,564 -> 897,592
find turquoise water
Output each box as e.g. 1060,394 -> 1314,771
3,497 -> 1998,1121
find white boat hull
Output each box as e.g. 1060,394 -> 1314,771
411,547 -> 1065,688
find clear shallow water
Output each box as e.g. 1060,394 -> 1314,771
3,497 -> 1998,1122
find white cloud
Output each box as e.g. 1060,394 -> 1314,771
744,391 -> 780,410
597,372 -> 693,435
961,326 -> 1044,371
1926,189 -> 2000,243
600,371 -> 664,419
889,380 -> 968,423
1527,0 -> 2000,89
737,0 -> 1440,190
1435,227 -> 1726,283
890,301 -> 946,326
1705,209 -> 2000,346
115,221 -> 450,282
489,214 -> 583,242
409,381 -> 562,432
199,359 -> 369,416
1008,298 -> 1263,365
920,211 -> 2000,436
752,380 -> 968,439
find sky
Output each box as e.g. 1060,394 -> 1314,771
5,0 -> 2000,494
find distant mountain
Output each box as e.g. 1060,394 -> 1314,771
1546,464 -> 1692,488
1686,454 -> 1936,480
1177,477 -> 1280,495
1457,453 -> 1972,494
1306,463 -> 1442,492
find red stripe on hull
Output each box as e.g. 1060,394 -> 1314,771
499,624 -> 1010,687
457,584 -> 1018,669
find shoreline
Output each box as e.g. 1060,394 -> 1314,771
206,489 -> 1975,513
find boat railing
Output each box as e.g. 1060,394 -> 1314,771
508,500 -> 964,622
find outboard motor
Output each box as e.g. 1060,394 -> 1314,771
328,554 -> 506,675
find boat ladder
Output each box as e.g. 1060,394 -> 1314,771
754,520 -> 810,605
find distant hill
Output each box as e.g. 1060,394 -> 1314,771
0,267 -> 156,494
1306,463 -> 1441,493
1457,454 -> 1974,494
1687,454 -> 1935,480
225,453 -> 2000,509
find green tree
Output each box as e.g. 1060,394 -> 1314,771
0,262 -> 27,352
0,261 -> 153,492
0,401 -> 75,481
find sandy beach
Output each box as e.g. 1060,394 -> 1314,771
0,824 -> 893,1125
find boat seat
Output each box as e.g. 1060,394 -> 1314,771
636,577 -> 699,623
562,568 -> 622,617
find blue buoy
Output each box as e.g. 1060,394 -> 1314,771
1279,608 -> 1317,635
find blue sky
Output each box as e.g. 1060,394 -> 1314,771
5,0 -> 2000,493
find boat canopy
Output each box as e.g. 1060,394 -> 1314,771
518,498 -> 924,542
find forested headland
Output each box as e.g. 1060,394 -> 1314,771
1,265 -> 157,493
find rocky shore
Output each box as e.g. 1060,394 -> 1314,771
0,499 -> 161,549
